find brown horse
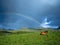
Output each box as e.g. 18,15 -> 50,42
40,31 -> 48,35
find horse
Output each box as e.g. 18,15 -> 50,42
40,31 -> 48,35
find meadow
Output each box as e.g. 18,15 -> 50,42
0,29 -> 60,45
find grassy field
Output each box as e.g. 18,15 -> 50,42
0,29 -> 60,45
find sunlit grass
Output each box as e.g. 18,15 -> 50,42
0,29 -> 60,45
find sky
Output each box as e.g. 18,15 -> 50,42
0,0 -> 60,30
40,18 -> 59,28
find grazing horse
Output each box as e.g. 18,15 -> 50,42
40,31 -> 48,35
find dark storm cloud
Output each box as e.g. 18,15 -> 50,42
0,0 -> 60,29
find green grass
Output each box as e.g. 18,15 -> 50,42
0,29 -> 60,45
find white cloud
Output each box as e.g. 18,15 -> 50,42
40,17 -> 58,28
40,0 -> 58,6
